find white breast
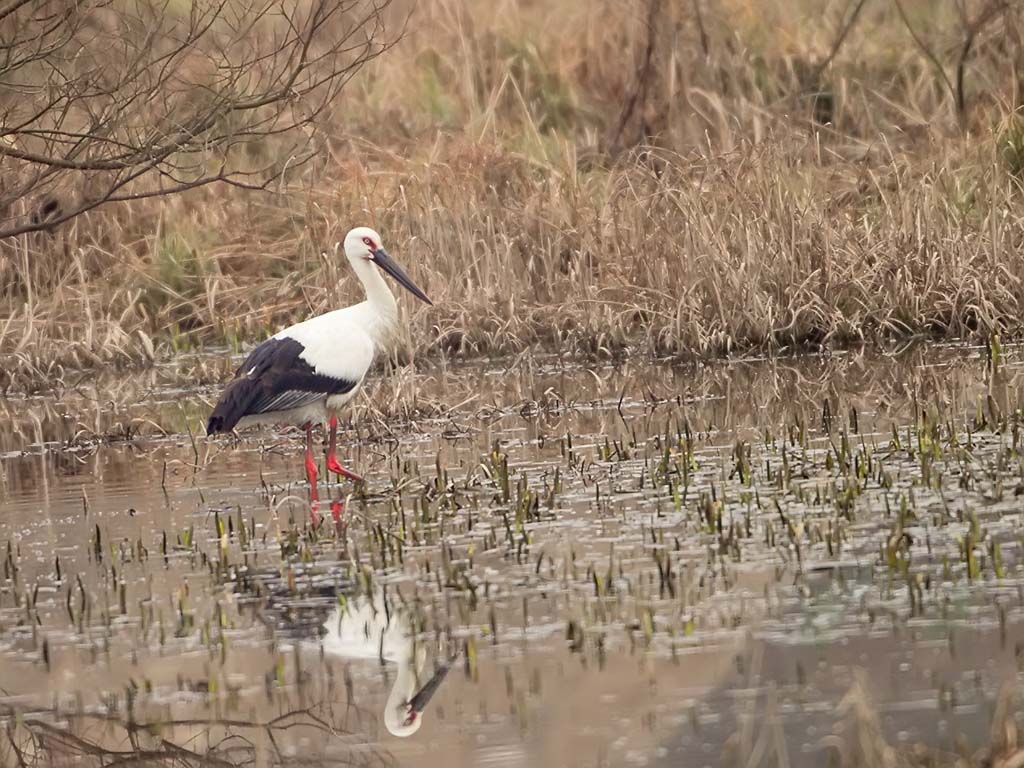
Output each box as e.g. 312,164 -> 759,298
322,596 -> 412,663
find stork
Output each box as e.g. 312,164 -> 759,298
206,227 -> 430,507
322,589 -> 451,737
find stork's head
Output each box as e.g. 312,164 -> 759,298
382,656 -> 452,738
341,226 -> 432,305
384,702 -> 422,737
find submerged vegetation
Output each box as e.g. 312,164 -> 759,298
2,347 -> 1024,764
3,0 -> 1024,388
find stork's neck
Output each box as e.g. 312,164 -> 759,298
383,631 -> 424,736
350,257 -> 398,337
388,648 -> 417,710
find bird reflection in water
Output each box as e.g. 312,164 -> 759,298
322,586 -> 452,738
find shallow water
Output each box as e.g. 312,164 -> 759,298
3,344 -> 1024,766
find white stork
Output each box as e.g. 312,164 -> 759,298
206,226 -> 431,506
322,589 -> 451,737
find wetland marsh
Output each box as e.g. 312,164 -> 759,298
3,345 -> 1024,766
7,0 -> 1024,764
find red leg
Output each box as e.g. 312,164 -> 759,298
331,500 -> 345,524
326,415 -> 364,483
304,423 -> 320,516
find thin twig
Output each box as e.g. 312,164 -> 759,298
691,0 -> 709,57
893,0 -> 957,107
809,0 -> 870,85
956,0 -> 1009,116
609,0 -> 662,154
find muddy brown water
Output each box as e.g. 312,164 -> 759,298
3,345 -> 1024,767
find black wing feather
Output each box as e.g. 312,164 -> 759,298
206,337 -> 358,434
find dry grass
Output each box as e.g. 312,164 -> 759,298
3,0 -> 1024,390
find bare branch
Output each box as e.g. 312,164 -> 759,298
0,0 -> 399,239
892,0 -> 957,108
810,0 -> 870,86
609,0 -> 662,155
956,0 -> 1008,116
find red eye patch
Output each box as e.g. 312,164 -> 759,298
362,236 -> 376,249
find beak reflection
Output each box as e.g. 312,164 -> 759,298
406,659 -> 452,718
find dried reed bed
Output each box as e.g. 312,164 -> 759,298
2,0 -> 1024,390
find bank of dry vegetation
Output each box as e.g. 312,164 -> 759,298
3,0 -> 1024,389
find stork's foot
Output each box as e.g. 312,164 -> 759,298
331,500 -> 345,524
304,422 -> 321,506
326,415 -> 363,483
305,455 -> 321,503
327,456 -> 363,484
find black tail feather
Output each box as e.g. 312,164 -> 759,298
206,378 -> 260,435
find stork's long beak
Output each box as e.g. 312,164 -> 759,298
407,660 -> 451,716
372,248 -> 432,305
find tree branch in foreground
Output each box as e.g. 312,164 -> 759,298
0,0 -> 400,240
